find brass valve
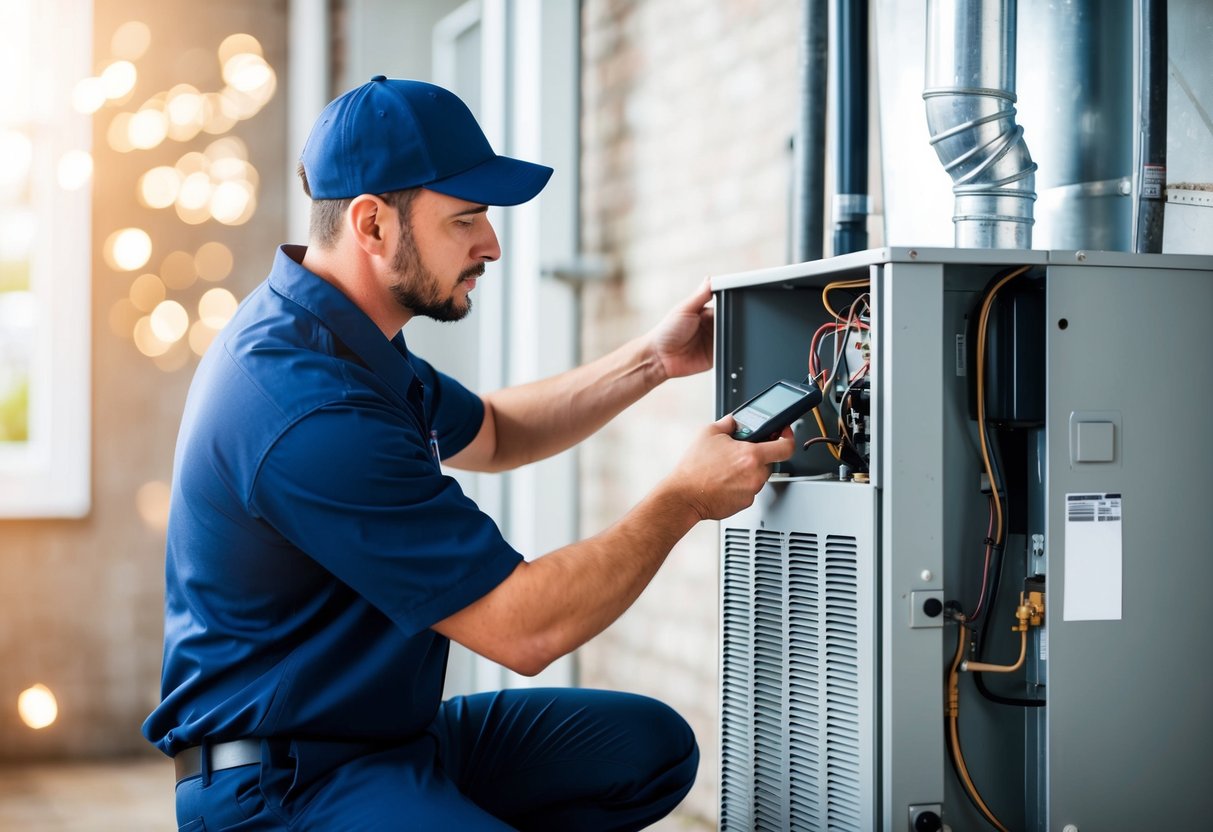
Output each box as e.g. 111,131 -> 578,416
1014,590 -> 1046,632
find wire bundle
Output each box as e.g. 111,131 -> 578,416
804,279 -> 871,465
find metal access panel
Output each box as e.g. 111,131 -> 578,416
1044,252 -> 1213,829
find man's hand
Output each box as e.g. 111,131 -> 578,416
649,278 -> 715,381
660,415 -> 795,521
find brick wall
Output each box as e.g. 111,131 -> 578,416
579,0 -> 799,825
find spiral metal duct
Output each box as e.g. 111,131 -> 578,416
924,0 -> 1037,248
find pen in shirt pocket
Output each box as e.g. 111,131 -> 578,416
429,429 -> 441,463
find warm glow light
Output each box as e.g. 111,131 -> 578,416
160,251 -> 197,290
174,151 -> 210,177
133,316 -> 171,357
105,228 -> 152,271
150,300 -> 189,343
198,288 -> 238,329
112,21 -> 152,60
201,92 -> 238,135
129,273 -> 166,312
128,108 -> 168,150
100,60 -> 137,100
17,684 -> 58,730
166,85 -> 205,142
178,171 -> 212,211
139,166 -> 182,209
219,86 -> 263,121
204,136 -> 248,162
211,180 -> 254,225
72,77 -> 107,114
223,53 -> 273,93
107,112 -> 135,153
175,202 -> 212,226
0,130 -> 33,189
188,320 -> 219,355
57,150 -> 93,190
195,242 -> 233,282
135,480 -> 171,531
210,157 -> 258,189
218,33 -> 263,64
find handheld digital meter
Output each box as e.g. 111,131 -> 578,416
729,378 -> 823,442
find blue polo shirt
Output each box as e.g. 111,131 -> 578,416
143,245 -> 523,756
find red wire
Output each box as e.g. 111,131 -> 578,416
969,499 -> 996,621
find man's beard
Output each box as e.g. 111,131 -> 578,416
388,227 -> 484,323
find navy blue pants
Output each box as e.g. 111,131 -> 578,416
175,688 -> 699,831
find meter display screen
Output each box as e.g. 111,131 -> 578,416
730,379 -> 822,441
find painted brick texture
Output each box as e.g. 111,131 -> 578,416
580,1 -> 799,826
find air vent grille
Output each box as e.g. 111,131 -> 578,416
720,486 -> 874,832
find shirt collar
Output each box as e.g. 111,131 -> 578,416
268,245 -> 421,406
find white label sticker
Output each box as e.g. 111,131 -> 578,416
955,333 -> 966,376
1063,492 -> 1123,621
1142,164 -> 1165,199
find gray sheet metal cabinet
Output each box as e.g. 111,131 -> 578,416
713,247 -> 1213,831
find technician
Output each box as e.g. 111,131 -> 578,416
145,76 -> 793,831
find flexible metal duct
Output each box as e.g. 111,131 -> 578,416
924,0 -> 1036,248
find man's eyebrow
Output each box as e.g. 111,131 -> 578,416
453,205 -> 490,217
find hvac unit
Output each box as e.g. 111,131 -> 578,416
714,247 -> 1213,831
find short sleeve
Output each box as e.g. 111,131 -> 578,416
406,352 -> 484,458
248,402 -> 522,635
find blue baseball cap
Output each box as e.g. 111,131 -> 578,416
300,76 -> 553,206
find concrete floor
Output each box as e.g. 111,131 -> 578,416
0,757 -> 710,830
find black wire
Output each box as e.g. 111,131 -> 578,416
972,277 -> 1046,708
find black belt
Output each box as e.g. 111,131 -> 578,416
174,739 -> 262,783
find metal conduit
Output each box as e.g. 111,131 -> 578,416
924,0 -> 1037,249
793,0 -> 829,263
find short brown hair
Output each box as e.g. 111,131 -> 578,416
297,162 -> 419,249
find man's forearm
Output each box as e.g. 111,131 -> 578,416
482,334 -> 665,470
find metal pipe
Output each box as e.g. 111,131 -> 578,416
832,0 -> 870,255
793,0 -> 829,262
1133,0 -> 1167,253
924,0 -> 1037,249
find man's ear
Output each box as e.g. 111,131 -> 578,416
347,195 -> 390,256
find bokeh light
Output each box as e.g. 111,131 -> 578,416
107,112 -> 135,152
128,107 -> 167,150
57,150 -> 93,191
188,320 -> 219,356
166,84 -> 205,142
138,166 -> 182,209
150,300 -> 189,343
133,316 -> 171,357
135,480 -> 171,532
195,241 -> 233,282
111,21 -> 151,60
101,60 -> 137,100
160,251 -> 197,290
217,33 -> 263,63
129,273 -> 166,312
104,228 -> 152,271
211,180 -> 255,225
198,288 -> 238,329
17,684 -> 58,730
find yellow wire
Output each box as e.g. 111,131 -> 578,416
816,279 -> 869,459
947,619 -> 1011,832
822,278 -> 871,320
975,266 -> 1031,548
